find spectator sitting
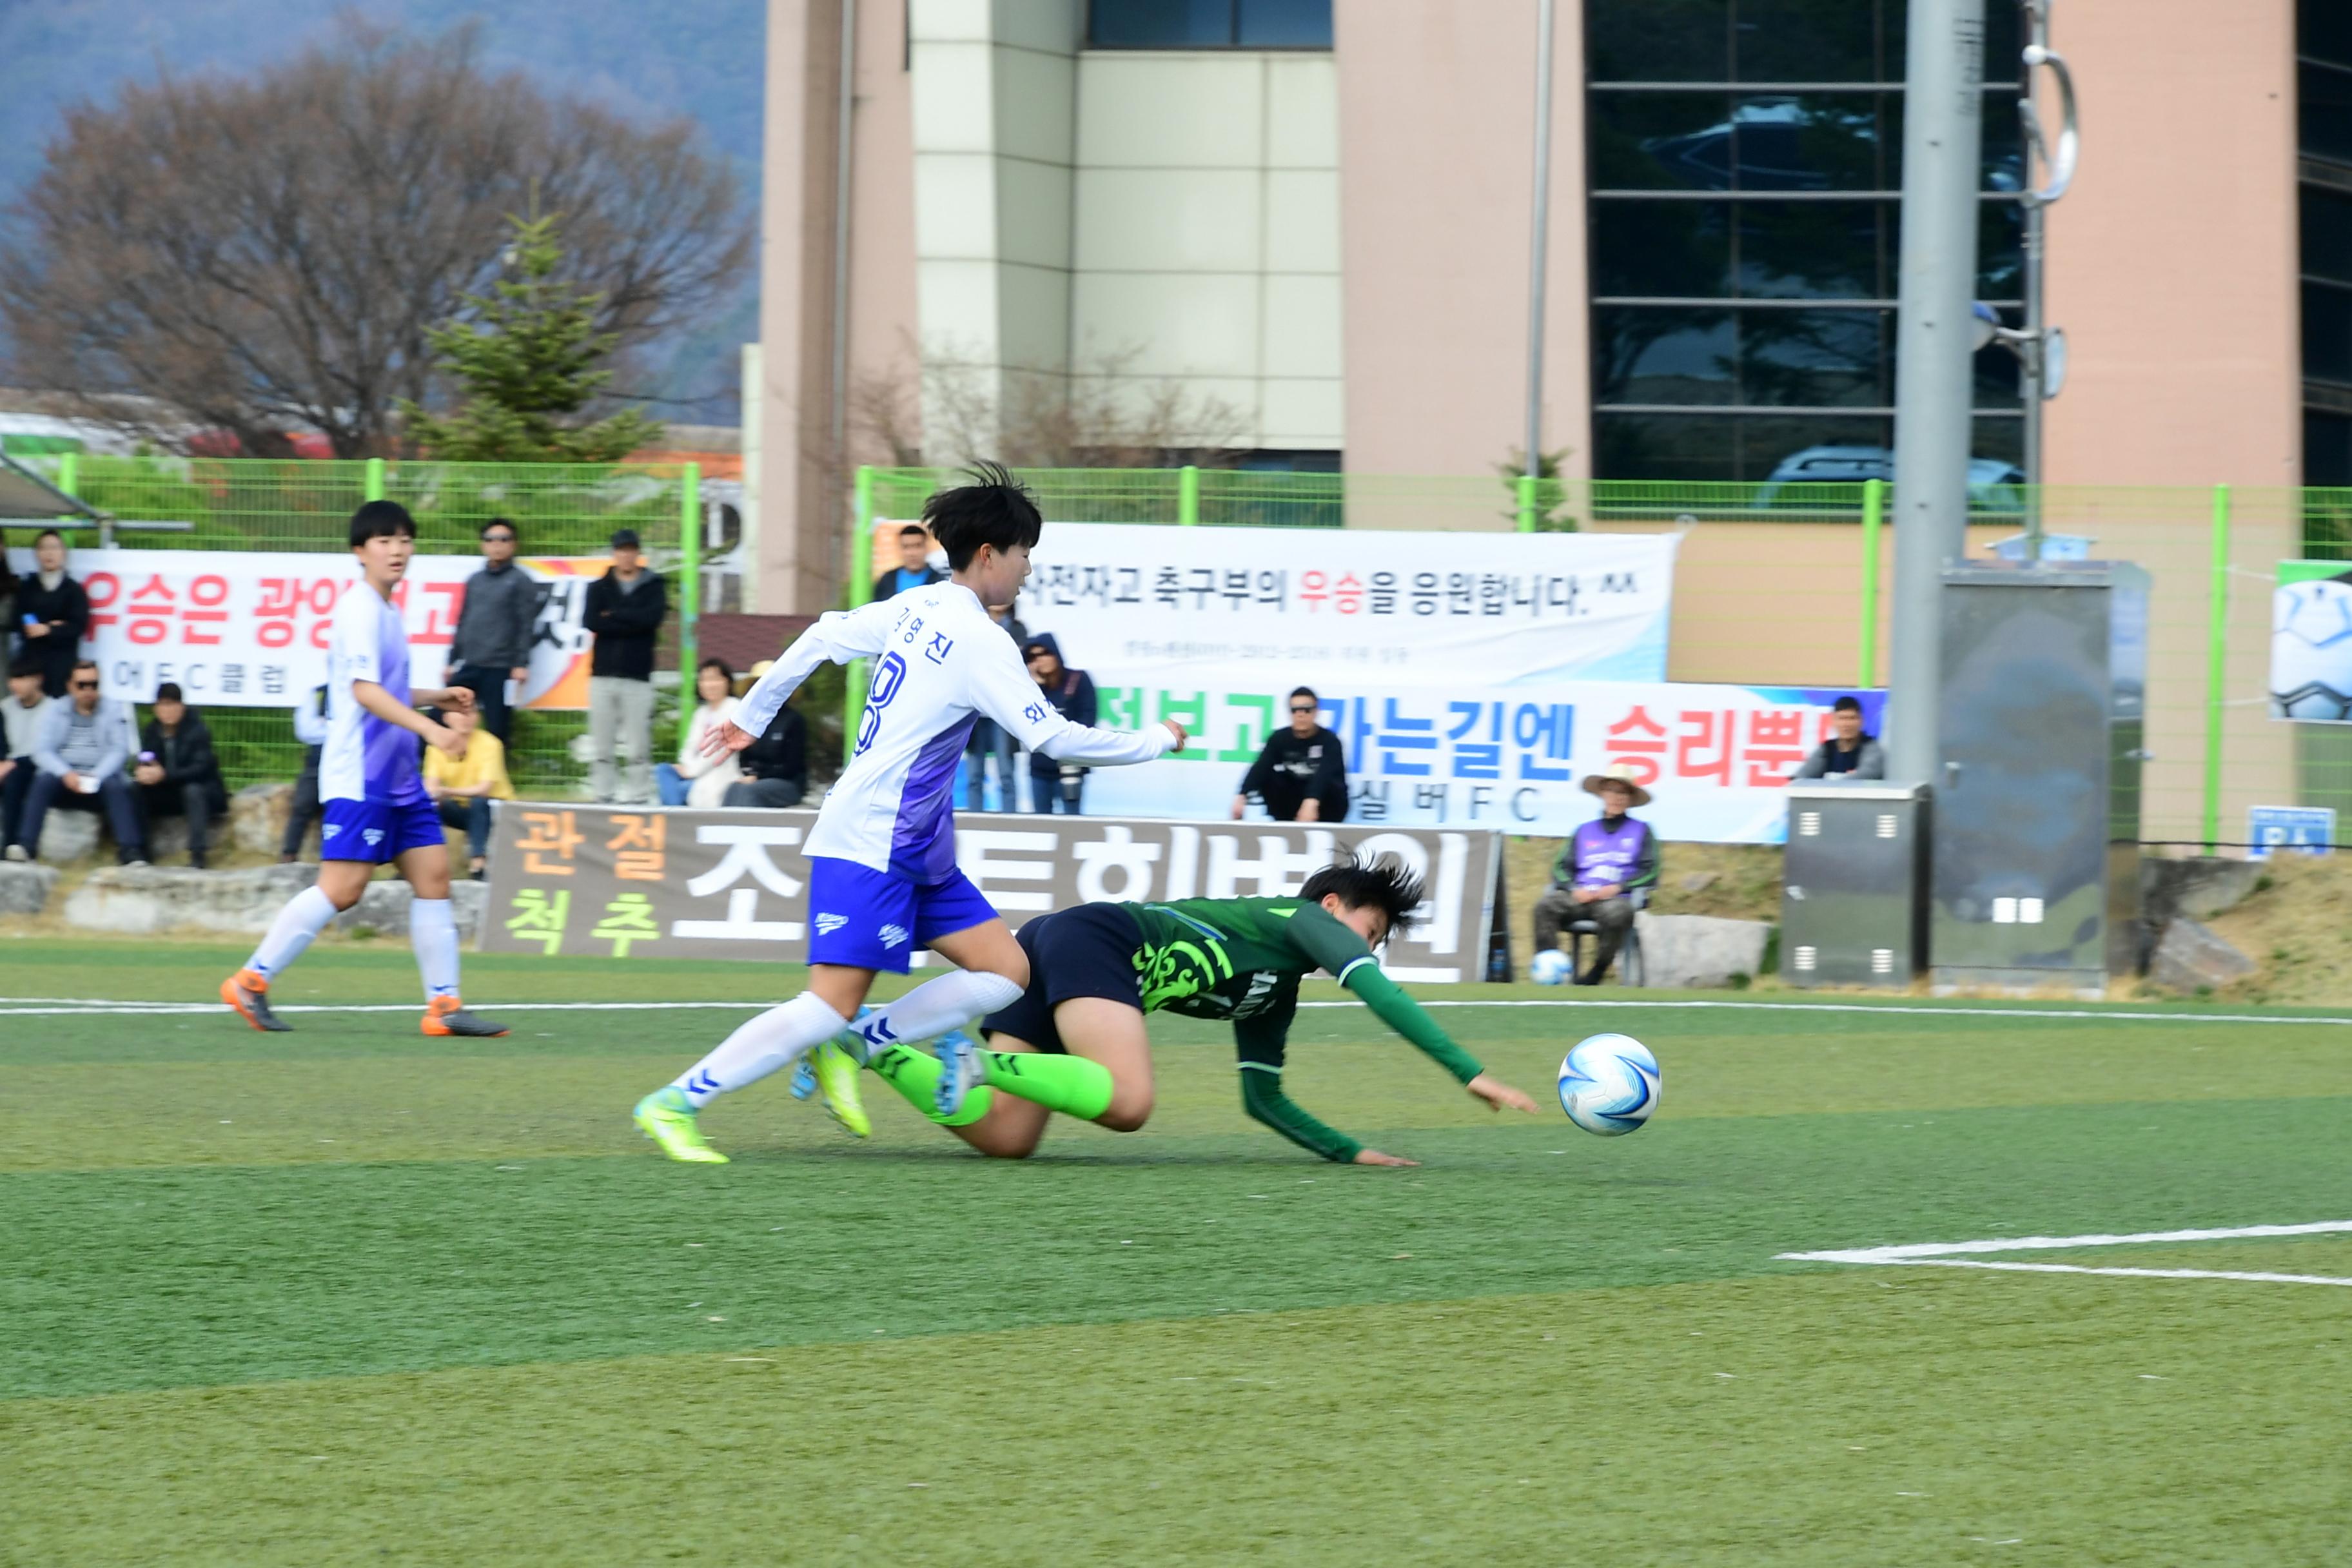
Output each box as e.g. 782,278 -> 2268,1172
422,703 -> 514,880
15,529 -> 90,698
965,598 -> 1028,810
1531,764 -> 1660,986
1232,685 -> 1348,823
1793,695 -> 1886,780
135,681 -> 227,869
1,656 -> 48,859
280,683 -> 329,863
16,658 -> 146,865
660,657 -> 745,808
583,527 -> 666,805
721,672 -> 807,808
872,524 -> 944,602
1022,633 -> 1095,814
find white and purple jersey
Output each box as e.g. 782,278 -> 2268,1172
734,581 -> 1170,883
320,583 -> 427,808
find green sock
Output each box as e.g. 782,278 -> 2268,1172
867,1044 -> 995,1126
981,1049 -> 1115,1121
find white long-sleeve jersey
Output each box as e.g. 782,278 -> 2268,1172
734,580 -> 1170,881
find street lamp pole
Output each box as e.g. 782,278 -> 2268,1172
1523,0 -> 1556,485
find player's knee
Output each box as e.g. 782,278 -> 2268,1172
970,1129 -> 1041,1159
991,949 -> 1031,994
1097,1091 -> 1154,1133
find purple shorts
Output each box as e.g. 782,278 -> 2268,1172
804,855 -> 999,973
320,796 -> 447,865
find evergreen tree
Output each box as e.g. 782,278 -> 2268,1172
401,213 -> 665,463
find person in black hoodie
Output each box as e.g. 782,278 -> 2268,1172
583,528 -> 667,803
135,682 -> 228,868
1021,632 -> 1096,814
14,529 -> 90,698
1233,686 -> 1348,823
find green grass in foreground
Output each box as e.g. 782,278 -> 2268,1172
4,944 -> 2351,1564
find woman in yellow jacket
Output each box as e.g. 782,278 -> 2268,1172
422,704 -> 514,879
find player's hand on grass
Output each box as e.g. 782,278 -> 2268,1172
1466,1073 -> 1540,1115
1353,1148 -> 1420,1167
700,720 -> 756,758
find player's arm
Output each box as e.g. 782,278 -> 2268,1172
712,598 -> 904,754
353,680 -> 463,758
1233,1003 -> 1413,1166
973,637 -> 1183,764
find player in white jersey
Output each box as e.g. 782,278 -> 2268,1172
220,502 -> 507,1037
634,466 -> 1188,1163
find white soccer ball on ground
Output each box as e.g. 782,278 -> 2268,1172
1529,948 -> 1573,986
1557,1032 -> 1660,1137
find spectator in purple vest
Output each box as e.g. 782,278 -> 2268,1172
1531,764 -> 1660,985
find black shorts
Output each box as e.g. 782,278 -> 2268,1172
982,903 -> 1146,1054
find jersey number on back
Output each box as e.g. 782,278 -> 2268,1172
854,652 -> 908,758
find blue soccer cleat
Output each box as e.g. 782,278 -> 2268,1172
932,1026 -> 985,1119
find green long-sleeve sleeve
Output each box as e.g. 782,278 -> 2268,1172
1233,1000 -> 1362,1163
1339,962 -> 1485,1084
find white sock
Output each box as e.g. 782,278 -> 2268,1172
672,992 -> 851,1109
847,970 -> 1024,1062
411,897 -> 460,1001
246,886 -> 338,981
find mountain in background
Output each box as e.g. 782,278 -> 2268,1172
0,0 -> 763,426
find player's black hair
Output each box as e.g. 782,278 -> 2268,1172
1832,694 -> 1863,714
154,681 -> 184,703
1299,852 -> 1426,939
349,500 -> 416,547
923,462 -> 1043,571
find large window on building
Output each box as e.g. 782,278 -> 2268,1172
2302,0 -> 2352,486
1586,0 -> 2026,482
1088,0 -> 1332,50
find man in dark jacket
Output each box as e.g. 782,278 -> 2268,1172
583,528 -> 667,803
872,525 -> 943,602
134,681 -> 228,868
1022,633 -> 1096,814
1233,687 -> 1348,823
721,686 -> 808,808
14,529 -> 90,698
446,517 -> 539,744
1792,695 -> 1886,780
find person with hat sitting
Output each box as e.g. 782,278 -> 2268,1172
583,527 -> 666,804
1531,763 -> 1660,986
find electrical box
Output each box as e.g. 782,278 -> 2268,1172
1780,783 -> 1931,988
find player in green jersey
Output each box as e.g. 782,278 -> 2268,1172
857,854 -> 1540,1164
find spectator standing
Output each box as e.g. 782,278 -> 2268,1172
15,658 -> 145,865
721,676 -> 807,808
583,528 -> 666,804
422,704 -> 513,879
14,529 -> 90,698
965,598 -> 1028,810
871,524 -> 943,602
660,657 -> 745,807
446,517 -> 538,745
279,683 -> 329,863
1793,696 -> 1886,780
135,681 -> 226,868
0,540 -> 17,652
1531,765 -> 1660,986
1021,633 -> 1095,814
1232,686 -> 1348,823
1,656 -> 48,857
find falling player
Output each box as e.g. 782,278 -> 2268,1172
853,852 -> 1540,1162
221,501 -> 507,1037
632,465 -> 1188,1163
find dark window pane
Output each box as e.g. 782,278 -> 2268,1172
1741,415 -> 1895,485
1736,0 -> 1885,84
1732,94 -> 1892,190
1589,0 -> 1728,83
1738,200 -> 1892,298
1591,93 -> 1735,189
1741,308 -> 1890,406
2308,407 -> 2352,487
1980,91 -> 2024,193
2306,281 -> 2352,383
1977,198 -> 2024,299
1596,413 -> 1741,481
2306,186 -> 2352,284
1973,333 -> 2022,409
1090,0 -> 1233,48
1981,3 -> 2022,84
2302,61 -> 2352,166
1236,0 -> 1331,46
1592,201 -> 1732,297
1593,307 -> 1736,404
2304,0 -> 2352,74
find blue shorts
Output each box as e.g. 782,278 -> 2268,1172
804,855 -> 999,973
320,796 -> 447,865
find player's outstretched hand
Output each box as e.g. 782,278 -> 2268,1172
1465,1073 -> 1540,1115
429,723 -> 467,761
700,720 -> 757,758
1353,1148 -> 1420,1167
434,686 -> 476,715
1161,718 -> 1190,752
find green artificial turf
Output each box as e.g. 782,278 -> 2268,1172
5,943 -> 2351,1564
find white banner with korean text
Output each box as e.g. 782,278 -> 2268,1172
1065,672 -> 1888,844
1,547 -> 615,709
988,524 -> 1678,685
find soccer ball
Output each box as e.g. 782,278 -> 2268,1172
1557,1033 -> 1660,1137
1529,948 -> 1573,986
2272,576 -> 2352,720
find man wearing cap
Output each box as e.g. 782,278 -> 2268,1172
1531,764 -> 1660,986
583,528 -> 667,804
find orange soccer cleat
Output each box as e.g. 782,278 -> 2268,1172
421,994 -> 510,1038
220,968 -> 292,1032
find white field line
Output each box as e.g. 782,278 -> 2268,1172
1780,1219 -> 2352,1289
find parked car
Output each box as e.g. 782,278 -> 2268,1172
1750,445 -> 2028,513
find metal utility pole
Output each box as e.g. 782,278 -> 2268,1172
1886,0 -> 1988,785
2019,0 -> 2079,553
1522,0 -> 1556,481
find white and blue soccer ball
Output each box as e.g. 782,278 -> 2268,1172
2272,576 -> 2352,720
1557,1032 -> 1660,1137
1529,948 -> 1574,986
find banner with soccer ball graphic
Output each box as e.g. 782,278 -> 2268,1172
2272,560 -> 2352,721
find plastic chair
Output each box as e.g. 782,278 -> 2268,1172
1565,886 -> 1649,988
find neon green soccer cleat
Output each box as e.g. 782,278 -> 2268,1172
633,1086 -> 729,1164
810,1040 -> 871,1138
